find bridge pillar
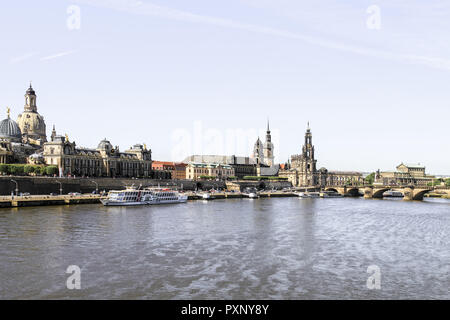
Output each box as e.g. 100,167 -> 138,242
364,187 -> 373,199
403,187 -> 414,201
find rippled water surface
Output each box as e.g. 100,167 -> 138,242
0,197 -> 449,299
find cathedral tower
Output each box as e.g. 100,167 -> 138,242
253,137 -> 264,165
290,122 -> 318,186
263,120 -> 274,166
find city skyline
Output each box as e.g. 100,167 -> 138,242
1,1 -> 449,174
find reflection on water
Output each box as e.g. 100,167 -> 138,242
0,198 -> 449,299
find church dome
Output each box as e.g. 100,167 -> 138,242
97,138 -> 113,151
0,116 -> 22,141
26,84 -> 35,95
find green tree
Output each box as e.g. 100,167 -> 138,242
45,166 -> 58,176
0,164 -> 9,174
446,179 -> 450,187
10,165 -> 24,175
365,173 -> 375,185
24,165 -> 35,175
40,166 -> 47,175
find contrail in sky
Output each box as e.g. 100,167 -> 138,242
75,0 -> 450,71
41,50 -> 76,61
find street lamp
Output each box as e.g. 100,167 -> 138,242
91,180 -> 98,194
56,181 -> 63,195
10,179 -> 18,196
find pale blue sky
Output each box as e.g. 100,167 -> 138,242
1,0 -> 449,174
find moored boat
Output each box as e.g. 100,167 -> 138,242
202,192 -> 212,200
383,190 -> 404,198
321,191 -> 343,198
101,186 -> 188,206
243,187 -> 259,199
295,191 -> 321,198
247,192 -> 259,199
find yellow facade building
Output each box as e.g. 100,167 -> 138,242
186,162 -> 235,180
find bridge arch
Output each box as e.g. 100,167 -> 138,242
325,188 -> 339,193
412,189 -> 431,201
372,188 -> 390,199
346,188 -> 361,197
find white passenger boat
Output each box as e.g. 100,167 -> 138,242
308,192 -> 321,198
101,186 -> 188,206
295,192 -> 320,198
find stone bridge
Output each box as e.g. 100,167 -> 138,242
324,185 -> 434,201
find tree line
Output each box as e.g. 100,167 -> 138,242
0,164 -> 59,176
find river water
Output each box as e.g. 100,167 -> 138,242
0,197 -> 449,299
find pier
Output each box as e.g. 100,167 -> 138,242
0,194 -> 102,208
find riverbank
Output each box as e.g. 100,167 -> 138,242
0,176 -> 292,196
0,191 -> 299,208
2,190 -> 448,208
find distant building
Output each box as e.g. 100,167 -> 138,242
43,130 -> 152,178
151,161 -> 188,180
251,120 -> 274,167
172,163 -> 187,180
290,123 -> 317,186
320,169 -> 364,187
17,84 -> 47,147
0,105 -> 40,164
183,155 -> 256,179
375,163 -> 435,186
280,123 -> 318,187
279,124 -> 362,187
152,161 -> 175,172
185,162 -> 235,180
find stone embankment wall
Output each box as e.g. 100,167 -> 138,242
0,177 -> 226,195
0,176 -> 292,195
226,180 -> 292,191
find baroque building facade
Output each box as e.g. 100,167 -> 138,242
279,124 -> 363,188
17,84 -> 47,146
375,163 -> 435,186
0,102 -> 42,164
290,123 -> 318,186
185,162 -> 235,180
43,130 -> 152,178
0,83 -> 159,179
183,155 -> 256,179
